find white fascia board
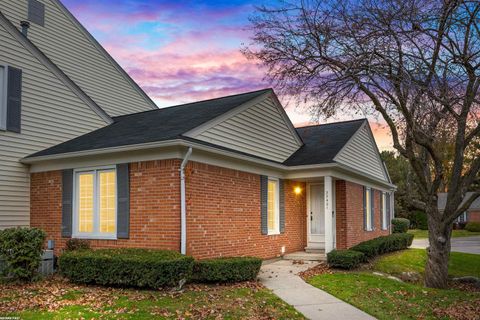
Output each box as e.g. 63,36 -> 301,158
183,91 -> 272,138
0,11 -> 113,124
25,138 -> 396,190
183,91 -> 303,147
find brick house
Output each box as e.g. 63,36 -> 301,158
438,192 -> 480,224
24,89 -> 396,259
1,1 -> 395,260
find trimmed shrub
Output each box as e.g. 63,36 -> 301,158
193,257 -> 262,282
465,222 -> 480,232
65,239 -> 90,251
392,218 -> 410,233
351,233 -> 414,260
59,248 -> 193,288
0,227 -> 46,282
327,250 -> 365,269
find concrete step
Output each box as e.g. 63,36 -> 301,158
304,247 -> 325,254
283,251 -> 326,261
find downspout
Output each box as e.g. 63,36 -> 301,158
180,147 -> 192,255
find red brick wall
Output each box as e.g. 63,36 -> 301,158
335,180 -> 389,249
185,161 -> 306,259
31,160 -> 181,255
31,160 -> 306,259
469,210 -> 480,222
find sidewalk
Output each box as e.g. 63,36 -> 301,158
259,260 -> 376,320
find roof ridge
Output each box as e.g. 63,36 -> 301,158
112,88 -> 273,120
295,118 -> 367,129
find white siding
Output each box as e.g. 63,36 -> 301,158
334,124 -> 388,181
0,23 -> 107,228
0,0 -> 155,117
194,98 -> 300,162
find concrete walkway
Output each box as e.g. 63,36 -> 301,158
259,260 -> 375,320
411,236 -> 480,254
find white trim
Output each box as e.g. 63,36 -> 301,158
364,187 -> 373,231
333,120 -> 389,181
72,165 -> 117,240
0,11 -> 113,124
267,177 -> 280,235
0,64 -> 7,130
180,147 -> 192,255
184,91 -> 303,147
381,192 -> 388,230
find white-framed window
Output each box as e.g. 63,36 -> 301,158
381,192 -> 388,230
267,177 -> 280,235
73,167 -> 117,239
365,187 -> 373,231
0,65 -> 7,130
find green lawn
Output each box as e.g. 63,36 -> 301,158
408,229 -> 480,239
308,249 -> 480,320
0,278 -> 304,319
309,273 -> 479,320
373,248 -> 480,278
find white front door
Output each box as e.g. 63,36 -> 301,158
308,184 -> 325,248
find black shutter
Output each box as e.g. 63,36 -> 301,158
28,0 -> 45,26
260,176 -> 268,235
363,187 -> 367,231
6,67 -> 22,133
116,164 -> 130,239
61,169 -> 73,238
279,179 -> 285,233
371,189 -> 375,230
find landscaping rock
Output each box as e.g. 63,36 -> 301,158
452,276 -> 480,288
399,271 -> 422,283
387,275 -> 403,282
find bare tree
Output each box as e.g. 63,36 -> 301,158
245,0 -> 480,288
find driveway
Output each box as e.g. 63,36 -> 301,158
411,236 -> 480,254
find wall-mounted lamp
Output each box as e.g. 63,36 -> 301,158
294,186 -> 302,195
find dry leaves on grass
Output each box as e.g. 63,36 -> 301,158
298,263 -> 333,280
0,276 -> 147,314
433,299 -> 480,320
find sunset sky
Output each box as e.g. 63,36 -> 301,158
62,0 -> 393,150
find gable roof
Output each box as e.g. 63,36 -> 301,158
26,89 -> 272,158
0,9 -> 112,124
284,119 -> 366,166
438,192 -> 480,211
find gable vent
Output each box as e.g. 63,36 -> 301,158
28,0 -> 45,26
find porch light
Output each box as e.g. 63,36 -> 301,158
294,186 -> 302,195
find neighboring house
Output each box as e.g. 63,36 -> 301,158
438,192 -> 480,223
2,1 -> 395,260
0,0 -> 156,228
25,89 -> 396,259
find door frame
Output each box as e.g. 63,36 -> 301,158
306,182 -> 325,248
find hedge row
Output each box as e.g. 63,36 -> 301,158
391,218 -> 410,233
59,249 -> 194,288
465,222 -> 480,232
59,248 -> 262,289
327,233 -> 414,269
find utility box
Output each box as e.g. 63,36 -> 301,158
39,250 -> 54,276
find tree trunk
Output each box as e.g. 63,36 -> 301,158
424,210 -> 452,289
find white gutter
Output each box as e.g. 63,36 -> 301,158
180,147 -> 192,255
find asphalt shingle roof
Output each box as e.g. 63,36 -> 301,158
284,119 -> 366,166
27,89 -> 366,167
27,89 -> 271,158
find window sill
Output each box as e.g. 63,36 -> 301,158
72,235 -> 117,240
267,231 -> 280,236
